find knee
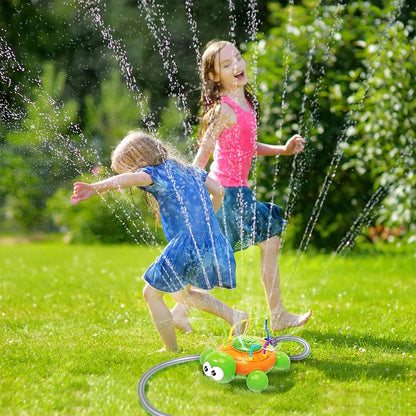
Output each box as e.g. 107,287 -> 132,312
143,283 -> 157,304
259,236 -> 280,253
171,285 -> 192,305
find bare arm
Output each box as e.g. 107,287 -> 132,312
193,104 -> 235,169
71,172 -> 153,204
204,176 -> 225,212
256,134 -> 306,156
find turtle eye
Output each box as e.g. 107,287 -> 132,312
210,366 -> 225,381
202,361 -> 212,377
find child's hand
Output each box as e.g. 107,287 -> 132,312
71,182 -> 95,204
284,134 -> 306,155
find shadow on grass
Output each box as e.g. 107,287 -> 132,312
227,372 -> 297,395
296,329 -> 415,381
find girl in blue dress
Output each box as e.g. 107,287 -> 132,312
71,130 -> 247,351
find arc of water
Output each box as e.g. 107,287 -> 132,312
184,0 -> 202,71
283,0 -> 408,329
0,35 -> 40,115
0,36 -> 90,167
231,1 -> 263,307
252,0 -> 343,264
335,185 -> 390,256
138,0 -> 193,139
245,0 -> 259,90
228,0 -> 237,44
252,0 -> 297,256
283,3 -> 345,226
73,1 -> 236,341
0,33 -> 165,250
195,176 -> 234,290
161,162 -> 230,330
249,0 -> 305,308
293,0 -> 406,265
78,0 -> 156,131
246,0 -> 259,42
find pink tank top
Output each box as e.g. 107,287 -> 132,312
209,96 -> 257,187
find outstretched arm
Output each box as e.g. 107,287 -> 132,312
204,176 -> 225,212
71,172 -> 153,204
256,134 -> 306,156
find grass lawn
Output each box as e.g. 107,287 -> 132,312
1,241 -> 415,415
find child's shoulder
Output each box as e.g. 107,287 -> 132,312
220,99 -> 236,116
215,100 -> 236,127
202,101 -> 235,130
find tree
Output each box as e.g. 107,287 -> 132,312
1,63 -> 81,231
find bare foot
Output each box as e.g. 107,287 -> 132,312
270,309 -> 312,331
230,311 -> 249,336
147,347 -> 167,354
171,303 -> 193,333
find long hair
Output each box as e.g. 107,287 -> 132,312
111,130 -> 186,226
198,40 -> 260,143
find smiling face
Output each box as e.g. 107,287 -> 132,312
209,43 -> 247,93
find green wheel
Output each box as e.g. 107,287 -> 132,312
274,351 -> 291,371
246,370 -> 268,392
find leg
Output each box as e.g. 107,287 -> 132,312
171,286 -> 248,335
258,236 -> 312,330
142,283 -> 178,351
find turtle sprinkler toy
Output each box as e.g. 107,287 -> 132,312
138,319 -> 311,416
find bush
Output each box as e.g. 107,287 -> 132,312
47,174 -> 166,245
245,1 -> 415,250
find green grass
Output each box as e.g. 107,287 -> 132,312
1,241 -> 415,415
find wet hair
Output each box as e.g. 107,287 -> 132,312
198,39 -> 260,142
111,130 -> 186,226
111,130 -> 169,174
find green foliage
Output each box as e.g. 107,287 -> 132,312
340,14 -> 416,233
0,148 -> 41,231
246,1 -> 415,249
1,0 -> 415,248
46,173 -> 165,245
84,69 -> 147,163
158,96 -> 191,155
1,62 -> 81,231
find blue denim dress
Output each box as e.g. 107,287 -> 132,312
216,186 -> 287,252
138,160 -> 236,293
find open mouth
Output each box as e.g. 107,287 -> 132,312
234,71 -> 245,80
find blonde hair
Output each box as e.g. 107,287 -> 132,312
111,130 -> 168,174
198,40 -> 260,143
110,130 -> 186,227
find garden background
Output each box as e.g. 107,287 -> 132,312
1,0 -> 415,415
1,0 -> 415,247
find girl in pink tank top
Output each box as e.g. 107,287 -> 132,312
209,95 -> 257,187
173,40 -> 311,333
